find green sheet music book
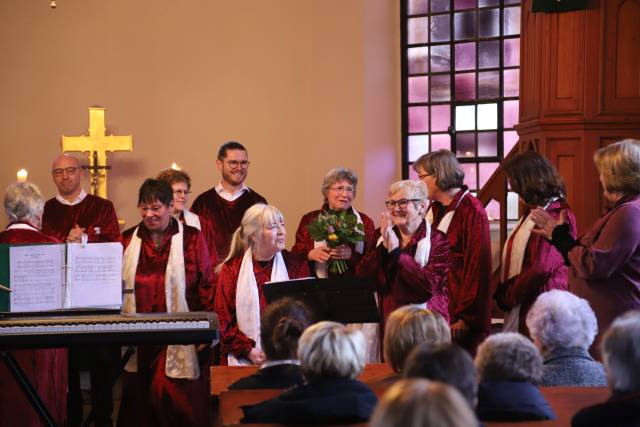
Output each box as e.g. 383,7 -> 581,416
0,242 -> 123,312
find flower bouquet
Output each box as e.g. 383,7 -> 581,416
306,210 -> 364,274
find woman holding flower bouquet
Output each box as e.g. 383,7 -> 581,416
292,168 -> 378,359
357,180 -> 451,332
292,168 -> 376,277
214,204 -> 310,365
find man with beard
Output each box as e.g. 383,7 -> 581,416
41,153 -> 121,427
191,141 -> 267,260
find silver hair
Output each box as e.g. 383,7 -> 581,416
602,311 -> 640,392
298,321 -> 365,381
216,204 -> 285,272
526,290 -> 598,353
388,180 -> 429,204
4,182 -> 45,227
321,168 -> 358,200
475,332 -> 543,383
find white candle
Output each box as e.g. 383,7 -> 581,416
16,169 -> 28,182
171,162 -> 181,170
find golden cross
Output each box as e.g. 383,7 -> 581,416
61,107 -> 133,199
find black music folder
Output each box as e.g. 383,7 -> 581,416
264,277 -> 380,324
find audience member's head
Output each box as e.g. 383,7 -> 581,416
384,305 -> 451,373
4,182 -> 45,229
370,379 -> 477,427
601,311 -> 640,393
298,321 -> 365,382
404,343 -> 477,407
260,298 -> 314,361
526,290 -> 598,355
476,332 -> 543,384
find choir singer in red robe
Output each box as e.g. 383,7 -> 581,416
0,182 -> 67,427
42,153 -> 120,243
494,151 -> 576,336
157,168 -> 219,272
214,204 -> 309,365
357,180 -> 450,331
414,150 -> 492,354
292,167 -> 376,278
117,179 -> 214,427
191,141 -> 267,259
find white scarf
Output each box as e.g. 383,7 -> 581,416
377,218 -> 432,309
182,210 -> 201,230
313,208 -> 365,278
426,189 -> 470,234
122,221 -> 200,379
229,247 -> 289,366
501,199 -> 558,332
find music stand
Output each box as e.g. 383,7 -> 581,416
264,277 -> 380,324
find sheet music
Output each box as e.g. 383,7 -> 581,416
66,242 -> 123,308
9,244 -> 64,312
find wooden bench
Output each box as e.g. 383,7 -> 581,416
210,363 -> 395,396
217,385 -> 610,427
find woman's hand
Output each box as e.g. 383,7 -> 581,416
530,208 -> 566,240
329,244 -> 352,260
308,246 -> 331,263
248,348 -> 266,365
381,211 -> 399,251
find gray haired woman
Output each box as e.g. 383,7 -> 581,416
572,311 -> 640,426
475,332 -> 556,422
531,139 -> 640,358
292,167 -> 376,278
526,290 -> 607,386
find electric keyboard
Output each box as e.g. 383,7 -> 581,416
0,311 -> 219,349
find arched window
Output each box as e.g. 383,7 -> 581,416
402,0 -> 521,220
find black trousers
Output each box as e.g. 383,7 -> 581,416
67,345 -> 120,427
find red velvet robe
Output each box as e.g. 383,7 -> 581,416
428,187 -> 492,353
494,200 -> 577,336
214,250 -> 310,361
178,210 -> 220,280
116,219 -> 214,427
191,187 -> 267,259
0,226 -> 67,427
291,206 -> 377,277
42,194 -> 121,243
357,221 -> 451,328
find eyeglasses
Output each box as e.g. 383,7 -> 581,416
417,172 -> 433,180
385,198 -> 421,210
225,160 -> 250,169
173,190 -> 191,196
329,186 -> 355,194
52,167 -> 80,177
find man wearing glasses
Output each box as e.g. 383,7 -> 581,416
41,153 -> 121,427
42,153 -> 120,244
191,141 -> 267,260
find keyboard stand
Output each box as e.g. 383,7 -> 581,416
81,345 -> 136,427
1,350 -> 57,427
